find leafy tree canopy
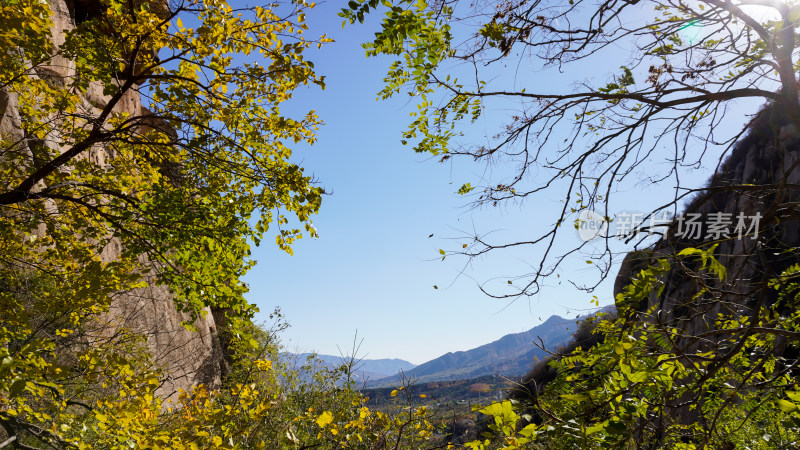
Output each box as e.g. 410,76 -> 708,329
0,0 -> 332,446
2,0 -> 329,319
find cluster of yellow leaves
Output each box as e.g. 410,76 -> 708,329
68,361 -> 284,450
0,0 -> 53,85
299,392 -> 438,448
464,401 -> 538,450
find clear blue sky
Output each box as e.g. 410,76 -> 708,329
243,1 -> 765,365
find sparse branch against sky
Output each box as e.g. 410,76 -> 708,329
247,0 -> 791,363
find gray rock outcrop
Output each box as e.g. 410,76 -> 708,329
618,104 -> 800,348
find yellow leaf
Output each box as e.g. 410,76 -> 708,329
254,359 -> 272,371
316,411 -> 333,428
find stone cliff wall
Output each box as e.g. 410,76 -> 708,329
510,103 -> 800,426
0,0 -> 227,401
614,104 -> 800,348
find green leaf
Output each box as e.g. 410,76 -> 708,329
457,183 -> 474,195
776,399 -> 798,413
586,423 -> 605,435
9,378 -> 26,397
0,356 -> 12,374
518,423 -> 537,438
606,421 -> 627,435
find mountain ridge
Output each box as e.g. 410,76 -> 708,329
366,312 -> 605,387
282,353 -> 418,382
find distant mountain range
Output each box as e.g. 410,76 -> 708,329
286,309 -> 612,388
282,353 -> 417,383
366,313 -> 601,387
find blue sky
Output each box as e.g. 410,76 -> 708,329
242,1 -> 767,364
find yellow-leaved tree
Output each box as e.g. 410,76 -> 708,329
0,0 -> 333,447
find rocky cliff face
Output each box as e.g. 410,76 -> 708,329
510,103 -> 800,426
614,104 -> 800,349
0,0 -> 227,401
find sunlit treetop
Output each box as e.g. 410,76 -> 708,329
0,0 -> 332,320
